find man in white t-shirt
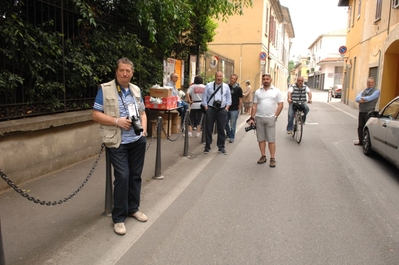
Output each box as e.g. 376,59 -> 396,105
247,74 -> 283,167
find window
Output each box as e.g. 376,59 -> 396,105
393,0 -> 399,8
358,0 -> 362,18
369,67 -> 378,85
334,66 -> 344,85
375,0 -> 383,21
265,4 -> 269,36
347,5 -> 352,29
269,15 -> 276,45
381,99 -> 399,119
351,57 -> 357,90
352,0 -> 356,26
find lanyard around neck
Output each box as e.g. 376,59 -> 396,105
115,80 -> 139,118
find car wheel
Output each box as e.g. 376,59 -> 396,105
363,128 -> 373,156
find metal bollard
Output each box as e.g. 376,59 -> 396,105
104,147 -> 113,216
183,109 -> 189,157
153,116 -> 164,179
201,113 -> 206,144
0,218 -> 5,265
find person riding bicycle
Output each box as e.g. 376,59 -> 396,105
286,77 -> 312,135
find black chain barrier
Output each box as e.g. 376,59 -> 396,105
0,144 -> 106,206
162,110 -> 189,142
0,117 -> 167,206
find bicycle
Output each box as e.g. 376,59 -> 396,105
292,101 -> 305,144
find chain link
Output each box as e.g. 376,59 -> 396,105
0,117 -> 176,205
162,109 -> 189,142
144,118 -> 159,152
0,144 -> 105,206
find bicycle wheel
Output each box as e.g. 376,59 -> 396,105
295,113 -> 303,143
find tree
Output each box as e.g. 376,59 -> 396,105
0,0 -> 253,120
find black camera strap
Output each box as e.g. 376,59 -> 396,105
207,82 -> 222,104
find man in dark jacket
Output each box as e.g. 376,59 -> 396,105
225,74 -> 243,143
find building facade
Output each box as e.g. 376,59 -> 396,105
290,56 -> 310,86
307,29 -> 347,90
207,0 -> 294,92
338,0 -> 399,109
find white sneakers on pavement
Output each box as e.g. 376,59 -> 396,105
131,211 -> 148,222
114,223 -> 126,235
114,211 -> 148,235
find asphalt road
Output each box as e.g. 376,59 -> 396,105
2,90 -> 399,264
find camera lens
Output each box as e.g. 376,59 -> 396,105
131,116 -> 143,135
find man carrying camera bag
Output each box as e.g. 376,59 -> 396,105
247,74 -> 283,167
202,71 -> 231,155
92,58 -> 148,236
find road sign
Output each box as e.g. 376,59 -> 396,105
338,46 -> 347,54
259,52 -> 267,61
210,55 -> 219,68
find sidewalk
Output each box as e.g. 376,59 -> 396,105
0,125 -> 208,265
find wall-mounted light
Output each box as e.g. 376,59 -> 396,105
346,59 -> 352,69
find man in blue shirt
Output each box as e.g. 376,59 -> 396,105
165,73 -> 188,129
354,77 -> 380,145
202,71 -> 232,155
92,58 -> 149,236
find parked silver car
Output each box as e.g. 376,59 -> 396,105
363,96 -> 399,169
331,85 -> 342,98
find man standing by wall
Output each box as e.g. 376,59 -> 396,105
354,77 -> 380,146
92,58 -> 148,235
247,74 -> 283,167
225,74 -> 243,143
202,71 -> 231,155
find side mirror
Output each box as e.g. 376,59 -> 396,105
367,110 -> 380,118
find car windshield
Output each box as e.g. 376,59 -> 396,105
381,98 -> 399,119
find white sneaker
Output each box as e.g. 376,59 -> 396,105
286,131 -> 293,135
114,223 -> 126,235
188,132 -> 192,137
131,211 -> 148,222
196,132 -> 201,138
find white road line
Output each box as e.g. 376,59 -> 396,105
98,154 -> 216,265
325,102 -> 357,119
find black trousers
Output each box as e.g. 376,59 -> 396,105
205,107 -> 227,151
357,112 -> 370,144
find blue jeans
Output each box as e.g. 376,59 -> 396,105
286,103 -> 309,131
107,137 -> 146,223
225,110 -> 239,141
178,101 -> 189,125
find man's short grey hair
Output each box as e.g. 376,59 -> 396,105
116,58 -> 134,71
245,80 -> 250,84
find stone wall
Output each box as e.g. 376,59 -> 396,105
0,110 -> 102,192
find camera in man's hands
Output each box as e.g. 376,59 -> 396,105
245,123 -> 256,132
213,100 -> 222,109
129,116 -> 143,135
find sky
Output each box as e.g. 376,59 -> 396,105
279,0 -> 349,59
